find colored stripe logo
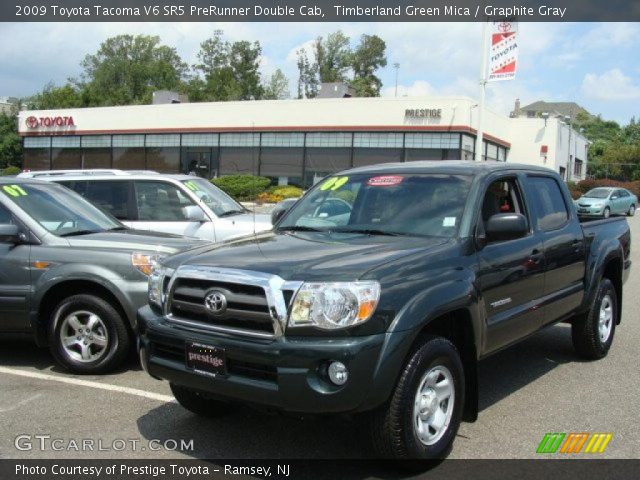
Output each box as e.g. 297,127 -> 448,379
537,433 -> 612,454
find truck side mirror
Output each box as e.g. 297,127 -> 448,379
0,224 -> 20,244
183,205 -> 207,222
485,213 -> 528,242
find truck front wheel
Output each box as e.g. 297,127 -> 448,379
572,278 -> 617,360
370,336 -> 464,459
170,383 -> 238,417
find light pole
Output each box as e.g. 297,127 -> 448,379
565,115 -> 572,182
393,63 -> 400,97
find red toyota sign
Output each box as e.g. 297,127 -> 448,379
25,116 -> 75,129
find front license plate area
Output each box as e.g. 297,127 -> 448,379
185,341 -> 227,377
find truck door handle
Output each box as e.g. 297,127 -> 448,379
571,239 -> 582,252
529,250 -> 543,264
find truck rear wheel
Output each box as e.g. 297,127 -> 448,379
170,383 -> 237,417
48,294 -> 130,374
572,278 -> 617,360
370,336 -> 464,459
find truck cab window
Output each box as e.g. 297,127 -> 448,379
481,178 -> 526,229
527,176 -> 569,231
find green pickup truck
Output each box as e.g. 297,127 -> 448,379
0,178 -> 203,373
138,161 -> 631,459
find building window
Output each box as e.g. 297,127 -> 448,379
405,133 -> 460,149
260,147 -> 304,186
219,148 -> 259,175
353,132 -> 403,148
51,136 -> 81,169
113,135 -> 145,170
404,149 -> 449,161
181,134 -> 218,147
23,137 -> 51,170
486,143 -> 498,161
461,134 -> 474,160
261,132 -> 304,147
220,133 -> 260,147
81,135 -> 111,169
145,135 -> 180,172
304,147 -> 351,188
353,148 -> 403,167
574,159 -> 583,177
305,132 -> 352,148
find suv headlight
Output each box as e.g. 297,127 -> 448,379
288,281 -> 381,329
148,264 -> 174,308
132,252 -> 164,276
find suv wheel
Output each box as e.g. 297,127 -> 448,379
572,278 -> 617,360
628,204 -> 635,217
170,383 -> 237,417
370,336 -> 464,459
48,294 -> 130,374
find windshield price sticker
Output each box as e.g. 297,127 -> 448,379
320,176 -> 349,191
184,181 -> 199,192
367,175 -> 404,187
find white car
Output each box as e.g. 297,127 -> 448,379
19,170 -> 272,242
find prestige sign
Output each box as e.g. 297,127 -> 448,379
405,108 -> 442,118
25,115 -> 75,129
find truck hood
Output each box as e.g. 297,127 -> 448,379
65,229 -> 207,255
167,231 -> 449,281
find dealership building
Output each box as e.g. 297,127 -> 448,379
18,96 -> 588,187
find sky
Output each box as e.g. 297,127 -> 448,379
1,21 -> 639,124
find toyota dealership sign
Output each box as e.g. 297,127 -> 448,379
25,115 -> 75,129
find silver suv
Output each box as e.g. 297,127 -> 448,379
19,170 -> 272,241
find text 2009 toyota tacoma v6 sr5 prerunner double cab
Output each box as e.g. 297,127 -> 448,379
138,161 -> 631,459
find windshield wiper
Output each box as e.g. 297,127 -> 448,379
59,229 -> 102,237
218,209 -> 247,218
277,225 -> 325,232
331,227 -> 409,237
106,226 -> 128,231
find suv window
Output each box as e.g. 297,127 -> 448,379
134,181 -> 195,221
62,180 -> 130,220
0,203 -> 13,224
527,176 -> 569,231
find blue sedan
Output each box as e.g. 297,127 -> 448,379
575,187 -> 637,218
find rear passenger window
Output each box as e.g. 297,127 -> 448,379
66,180 -> 130,220
134,181 -> 195,221
528,176 -> 569,231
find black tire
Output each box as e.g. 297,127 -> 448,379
603,207 -> 610,219
48,294 -> 130,374
572,278 -> 617,360
628,204 -> 635,217
170,383 -> 237,417
369,336 -> 464,460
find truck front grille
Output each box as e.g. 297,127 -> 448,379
164,266 -> 302,339
170,278 -> 274,334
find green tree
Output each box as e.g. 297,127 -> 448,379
314,31 -> 351,83
296,48 -> 319,99
194,32 -> 263,101
263,69 -> 290,100
80,34 -> 188,106
0,105 -> 22,169
349,34 -> 387,97
26,82 -> 85,110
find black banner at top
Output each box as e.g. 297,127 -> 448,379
3,0 -> 640,22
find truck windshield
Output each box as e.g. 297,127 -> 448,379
583,188 -> 611,199
0,183 -> 121,237
181,179 -> 245,217
277,173 -> 472,238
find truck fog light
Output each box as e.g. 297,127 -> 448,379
328,361 -> 348,386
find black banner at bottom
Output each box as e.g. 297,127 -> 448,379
2,459 -> 640,480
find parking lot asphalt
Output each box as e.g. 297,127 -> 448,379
0,216 -> 638,462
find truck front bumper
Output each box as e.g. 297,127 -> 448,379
138,306 -> 410,414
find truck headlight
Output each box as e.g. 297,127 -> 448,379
132,252 -> 164,276
288,281 -> 380,329
148,264 -> 174,308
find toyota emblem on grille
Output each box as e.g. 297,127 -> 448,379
204,290 -> 227,315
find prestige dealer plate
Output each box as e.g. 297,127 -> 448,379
185,341 -> 227,377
